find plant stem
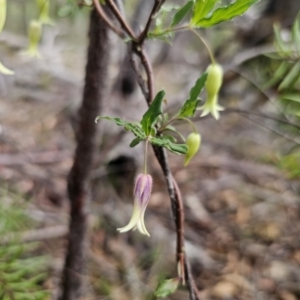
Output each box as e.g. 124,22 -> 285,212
144,138 -> 149,174
190,28 -> 216,64
178,117 -> 197,133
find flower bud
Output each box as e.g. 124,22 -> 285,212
26,20 -> 42,57
199,63 -> 224,120
184,132 -> 201,166
117,174 -> 153,236
0,0 -> 6,33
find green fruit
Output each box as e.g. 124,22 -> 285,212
184,132 -> 201,166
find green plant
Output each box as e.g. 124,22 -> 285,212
0,189 -> 49,300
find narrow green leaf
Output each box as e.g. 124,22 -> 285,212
281,93 -> 300,103
292,17 -> 300,54
57,3 -> 76,18
262,61 -> 290,89
166,142 -> 188,154
191,0 -> 220,25
150,136 -> 188,155
195,0 -> 259,28
278,61 -> 300,91
178,72 -> 208,117
141,90 -> 165,135
96,116 -> 146,139
124,123 -> 147,138
154,278 -> 180,298
171,0 -> 194,27
130,137 -> 143,147
95,116 -> 125,126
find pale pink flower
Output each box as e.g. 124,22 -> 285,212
117,174 -> 152,236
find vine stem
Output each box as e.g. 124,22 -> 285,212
93,2 -> 201,299
190,28 -> 216,65
144,138 -> 149,174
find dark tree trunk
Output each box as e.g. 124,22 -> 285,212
60,8 -> 109,300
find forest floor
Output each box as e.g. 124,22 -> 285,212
1,21 -> 300,300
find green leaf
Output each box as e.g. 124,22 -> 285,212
141,90 -> 165,135
194,0 -> 259,28
130,137 -> 143,147
171,0 -> 194,27
281,93 -> 300,103
96,116 -> 146,139
292,17 -> 300,54
150,136 -> 188,155
154,278 -> 180,298
57,3 -> 76,18
262,61 -> 290,89
166,142 -> 188,154
278,61 -> 300,91
178,72 -> 208,117
191,0 -> 220,25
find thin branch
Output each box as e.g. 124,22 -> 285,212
130,46 -> 154,103
139,48 -> 155,103
97,2 -> 200,298
138,0 -> 165,44
129,50 -> 149,99
92,0 -> 125,38
106,0 -> 137,40
225,108 -> 300,131
237,112 -> 300,145
152,146 -> 200,300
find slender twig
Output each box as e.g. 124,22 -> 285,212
236,112 -> 300,145
106,0 -> 137,40
95,2 -> 201,299
139,48 -> 155,103
138,0 -> 165,44
92,0 -> 125,38
224,108 -> 300,131
152,146 -> 200,299
128,50 -> 149,99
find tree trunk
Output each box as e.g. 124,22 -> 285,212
60,8 -> 109,300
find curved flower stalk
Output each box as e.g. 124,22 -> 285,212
117,174 -> 152,236
199,63 -> 224,120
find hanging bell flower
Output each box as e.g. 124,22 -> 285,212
0,0 -> 14,75
26,20 -> 42,58
199,63 -> 224,120
184,132 -> 201,166
0,0 -> 6,33
117,174 -> 152,236
36,0 -> 53,25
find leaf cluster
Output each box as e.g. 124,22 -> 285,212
149,0 -> 259,40
96,73 -> 208,155
0,194 -> 49,300
264,15 -> 300,117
